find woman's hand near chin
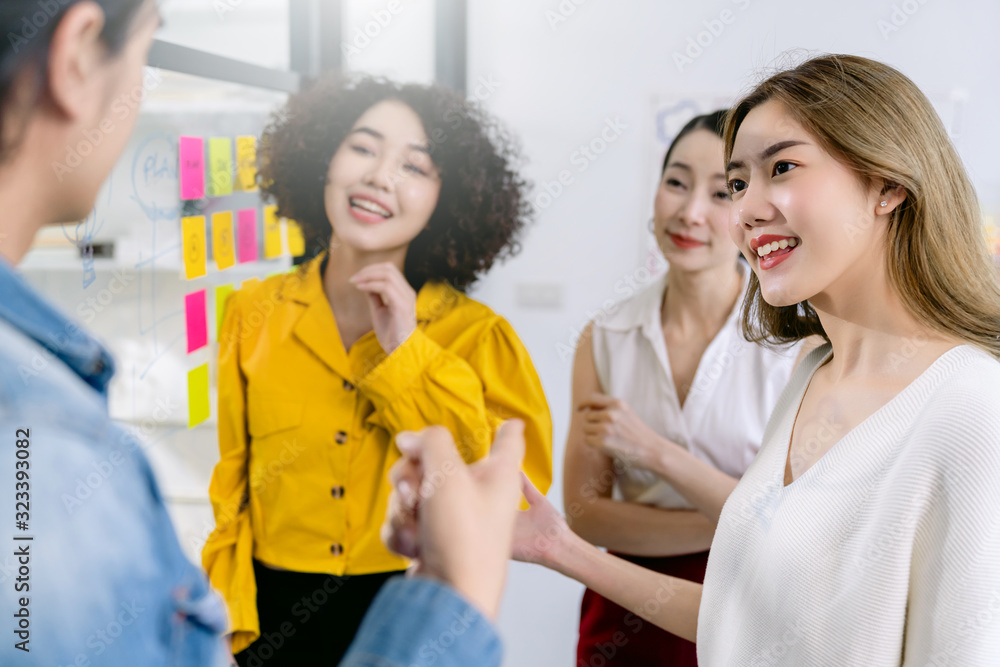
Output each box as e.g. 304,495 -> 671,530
349,262 -> 418,354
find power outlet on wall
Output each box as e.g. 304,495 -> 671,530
515,283 -> 565,309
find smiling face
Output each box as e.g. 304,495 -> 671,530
726,100 -> 888,309
324,99 -> 442,254
653,129 -> 735,273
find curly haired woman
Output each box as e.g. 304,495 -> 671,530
201,74 -> 553,666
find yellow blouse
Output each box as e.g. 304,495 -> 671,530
201,252 -> 553,653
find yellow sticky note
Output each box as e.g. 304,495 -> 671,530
182,215 -> 206,279
286,219 -> 305,257
263,205 -> 282,258
208,137 -> 233,197
241,277 -> 260,291
187,363 -> 210,428
212,211 -> 235,270
215,284 -> 234,340
236,136 -> 258,192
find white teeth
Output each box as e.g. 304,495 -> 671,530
350,198 -> 391,217
756,238 -> 799,258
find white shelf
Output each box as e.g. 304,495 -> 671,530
19,250 -> 293,274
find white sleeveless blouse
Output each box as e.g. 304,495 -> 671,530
591,265 -> 800,509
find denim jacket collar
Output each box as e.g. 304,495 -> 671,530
0,256 -> 115,397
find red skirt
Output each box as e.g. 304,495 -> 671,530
577,550 -> 710,667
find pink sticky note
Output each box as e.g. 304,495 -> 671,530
237,209 -> 258,263
184,289 -> 208,353
179,136 -> 205,200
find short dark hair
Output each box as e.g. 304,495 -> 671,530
661,109 -> 728,174
257,73 -> 532,291
0,0 -> 150,160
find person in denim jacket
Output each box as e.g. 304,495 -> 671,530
0,1 -> 515,665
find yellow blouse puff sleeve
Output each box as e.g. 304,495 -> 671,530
200,289 -> 259,654
355,315 -> 553,494
471,318 -> 553,493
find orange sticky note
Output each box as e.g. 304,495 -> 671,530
263,205 -> 282,258
215,284 -> 234,340
179,136 -> 205,200
187,363 -> 210,428
181,215 -> 206,279
237,209 -> 258,263
286,219 -> 305,257
212,211 -> 235,270
185,289 -> 208,353
236,136 -> 258,192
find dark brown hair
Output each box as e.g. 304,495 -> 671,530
0,0 -> 150,161
257,73 -> 532,291
661,109 -> 728,173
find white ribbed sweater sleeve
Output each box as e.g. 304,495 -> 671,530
902,365 -> 1000,665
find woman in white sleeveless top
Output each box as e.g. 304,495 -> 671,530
517,55 -> 1000,666
565,110 -> 808,666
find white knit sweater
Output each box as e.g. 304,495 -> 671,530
697,343 -> 1000,666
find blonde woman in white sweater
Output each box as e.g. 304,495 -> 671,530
510,54 -> 1000,665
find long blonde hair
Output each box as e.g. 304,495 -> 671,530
723,54 -> 1000,358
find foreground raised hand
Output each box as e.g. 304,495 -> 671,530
381,420 -> 527,620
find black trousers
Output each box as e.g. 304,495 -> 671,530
234,559 -> 401,667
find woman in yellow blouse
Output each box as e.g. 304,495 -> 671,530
202,74 -> 553,666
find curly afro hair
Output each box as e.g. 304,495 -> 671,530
257,73 -> 533,292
